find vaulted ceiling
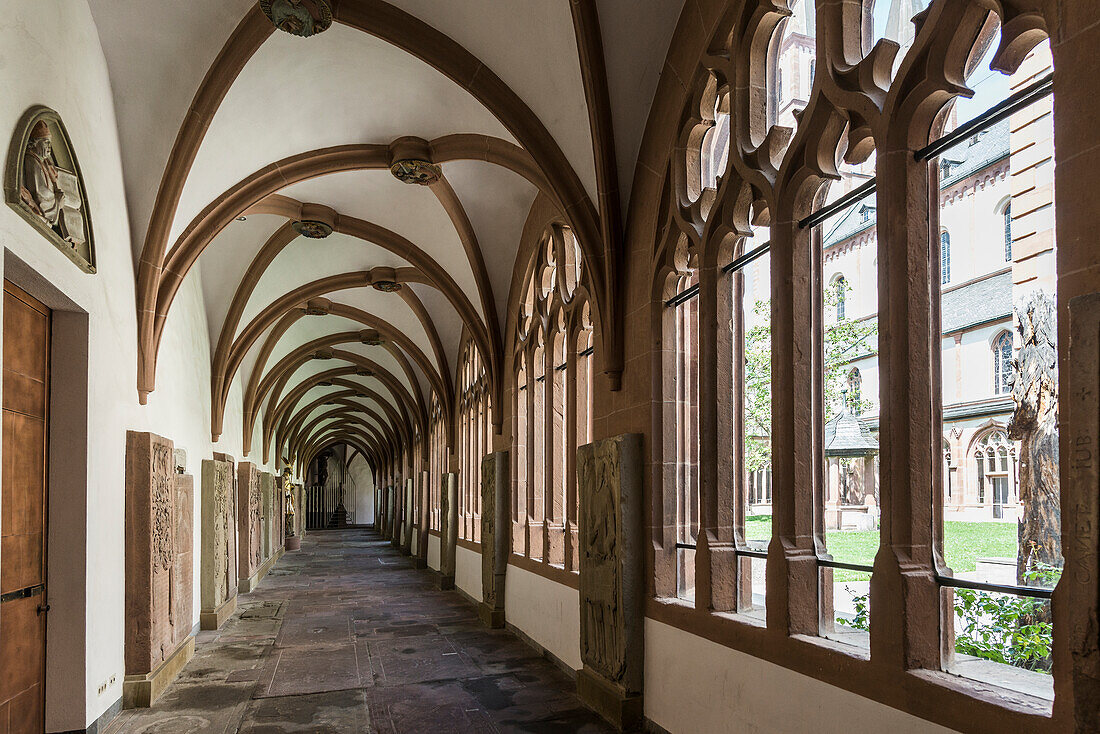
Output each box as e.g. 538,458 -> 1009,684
86,0 -> 682,474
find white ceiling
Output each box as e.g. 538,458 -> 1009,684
85,0 -> 690,466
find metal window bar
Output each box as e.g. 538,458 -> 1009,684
936,573 -> 1054,600
664,240 -> 772,308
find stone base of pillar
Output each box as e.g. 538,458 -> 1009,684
122,635 -> 195,709
439,575 -> 455,590
199,593 -> 237,631
577,666 -> 643,732
478,602 -> 505,629
412,557 -> 427,569
285,536 -> 301,551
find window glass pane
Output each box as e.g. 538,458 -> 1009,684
817,186 -> 881,648
736,234 -> 770,620
673,272 -> 700,603
767,0 -> 816,133
869,0 -> 932,78
937,40 -> 1060,694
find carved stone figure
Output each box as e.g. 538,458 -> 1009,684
577,434 -> 644,730
200,458 -> 237,629
439,473 -> 458,590
389,159 -> 442,186
237,462 -> 264,588
479,452 -> 509,628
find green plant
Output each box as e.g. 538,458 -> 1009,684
837,585 -> 870,632
839,564 -> 1060,673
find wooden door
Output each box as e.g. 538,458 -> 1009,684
0,281 -> 50,733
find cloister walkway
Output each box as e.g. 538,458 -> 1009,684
107,529 -> 610,733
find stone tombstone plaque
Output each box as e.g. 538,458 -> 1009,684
577,433 -> 644,730
237,462 -> 263,587
416,470 -> 430,568
260,472 -> 275,560
479,451 -> 510,628
439,473 -> 458,589
401,478 -> 414,555
124,431 -> 194,707
200,458 -> 238,629
389,485 -> 400,546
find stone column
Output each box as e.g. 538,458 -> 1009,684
401,478 -> 414,555
236,462 -> 263,593
440,473 -> 458,590
577,434 -> 643,731
200,458 -> 238,629
479,451 -> 510,628
416,470 -> 430,569
123,431 -> 194,708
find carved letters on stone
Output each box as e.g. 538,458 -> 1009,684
578,434 -> 643,694
250,469 -> 263,568
152,443 -> 174,573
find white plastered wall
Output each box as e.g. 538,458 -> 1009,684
0,3 -> 276,729
347,452 -> 374,525
455,544 -> 483,602
645,619 -> 961,734
504,565 -> 581,670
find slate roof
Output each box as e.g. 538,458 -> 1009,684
822,119 -> 1010,248
823,405 -> 879,457
941,270 -> 1012,333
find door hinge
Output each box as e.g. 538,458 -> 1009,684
0,583 -> 45,604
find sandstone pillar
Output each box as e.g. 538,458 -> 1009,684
479,451 -> 510,628
123,431 -> 194,708
199,458 -> 237,629
577,434 -> 643,731
440,473 -> 458,590
236,462 -> 264,593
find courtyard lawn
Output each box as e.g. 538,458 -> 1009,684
741,516 -> 1018,582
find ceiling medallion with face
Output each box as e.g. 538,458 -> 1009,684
371,280 -> 402,292
355,368 -> 374,377
260,0 -> 333,37
292,219 -> 333,238
312,350 -> 334,360
389,159 -> 442,186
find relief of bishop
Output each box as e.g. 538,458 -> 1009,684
20,120 -> 86,249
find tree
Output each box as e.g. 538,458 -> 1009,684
1007,289 -> 1061,586
743,282 -> 878,472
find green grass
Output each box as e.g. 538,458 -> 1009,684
740,516 -> 1018,582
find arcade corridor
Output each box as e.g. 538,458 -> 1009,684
105,531 -> 610,734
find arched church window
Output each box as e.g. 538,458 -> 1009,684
940,230 -> 951,284
1003,202 -> 1013,261
993,331 -> 1013,395
512,225 -> 590,571
847,368 -> 862,414
457,339 -> 489,543
833,276 -> 847,321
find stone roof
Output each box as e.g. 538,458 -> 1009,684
822,119 -> 1010,248
941,270 -> 1012,333
823,404 -> 879,457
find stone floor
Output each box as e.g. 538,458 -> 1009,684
106,529 -> 612,733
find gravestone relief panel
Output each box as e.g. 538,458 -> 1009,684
401,479 -> 414,555
577,433 -> 644,730
480,452 -> 510,628
237,462 -> 262,583
201,458 -> 237,628
260,472 -> 275,560
440,473 -> 458,589
124,431 -> 194,704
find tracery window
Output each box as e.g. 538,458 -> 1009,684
512,225 -> 591,573
653,0 -> 1064,706
993,331 -> 1013,395
457,339 -> 489,543
428,397 -> 445,531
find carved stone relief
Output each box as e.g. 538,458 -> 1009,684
577,433 -> 643,725
201,458 -> 237,619
125,431 -> 193,677
3,106 -> 95,272
237,462 -> 263,581
440,473 -> 458,589
480,452 -> 509,627
260,472 -> 275,560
